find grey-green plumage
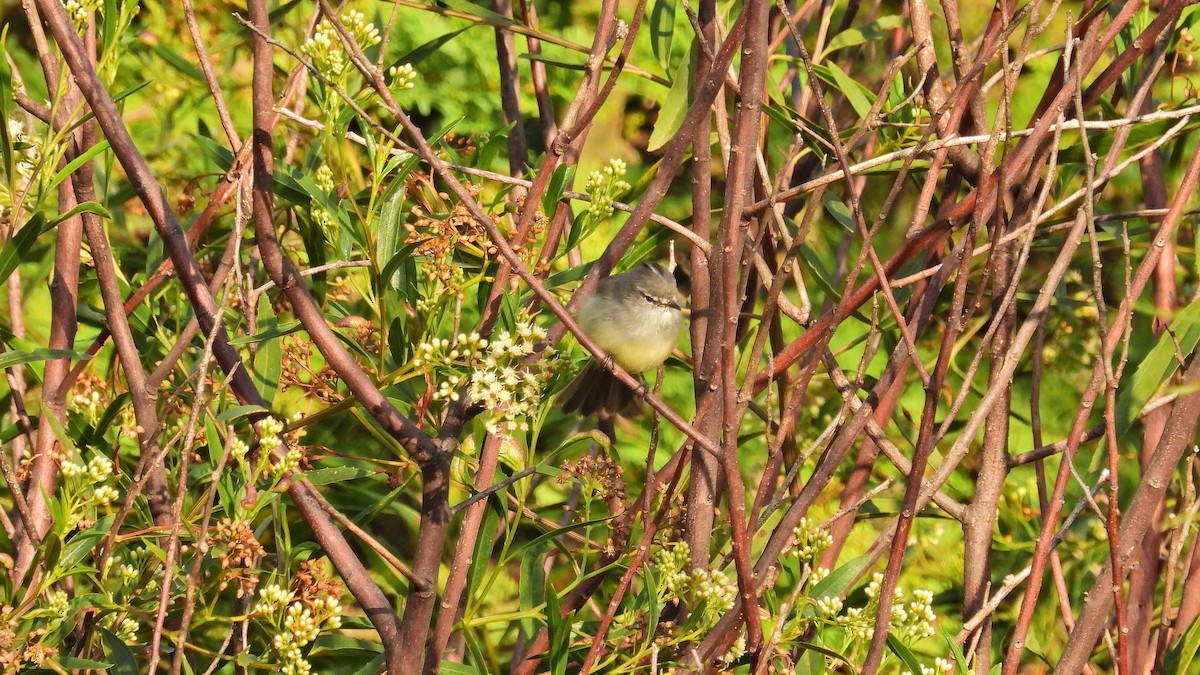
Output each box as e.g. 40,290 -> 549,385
559,263 -> 685,417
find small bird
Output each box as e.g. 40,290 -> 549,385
559,262 -> 685,417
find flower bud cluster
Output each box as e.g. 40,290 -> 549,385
829,573 -> 938,644
255,583 -> 294,614
468,323 -> 557,433
789,517 -> 833,564
301,20 -> 346,79
268,597 -> 343,675
115,617 -> 139,643
653,541 -> 737,627
584,158 -> 631,220
301,10 -> 381,81
414,333 -> 488,370
59,450 -> 121,516
62,0 -> 100,29
389,63 -> 418,90
314,164 -> 335,193
1,117 -> 44,224
911,657 -> 954,675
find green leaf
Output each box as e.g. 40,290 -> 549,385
519,53 -> 586,72
887,634 -> 923,673
464,497 -> 502,605
649,0 -> 676,71
251,301 -> 283,405
228,320 -> 302,346
795,642 -> 827,675
0,29 -> 14,183
1116,296 -> 1200,436
100,628 -> 140,675
100,0 -> 119,62
47,141 -> 111,194
151,43 -> 204,81
762,100 -> 803,134
943,631 -> 971,674
790,640 -> 852,668
542,164 -> 575,218
648,56 -> 691,152
81,392 -> 131,449
379,241 -> 420,308
808,555 -> 869,598
813,62 -> 874,119
505,516 -> 612,565
310,633 -> 385,654
375,181 -> 408,291
545,583 -> 569,675
390,26 -> 473,70
47,201 -> 112,228
519,542 -> 547,637
194,133 -> 235,173
1164,613 -> 1200,675
0,347 -> 88,371
441,0 -> 512,25
819,15 -> 905,59
822,193 -> 856,232
305,466 -> 373,485
797,244 -> 841,305
58,516 -> 113,575
0,214 -> 49,283
216,405 -> 269,422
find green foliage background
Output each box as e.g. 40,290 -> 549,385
1,1 -> 1199,673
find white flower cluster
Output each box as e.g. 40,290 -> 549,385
388,63 -> 417,90
468,323 -> 556,434
259,416 -> 285,453
654,541 -> 691,598
1,117 -> 42,224
807,566 -> 830,587
414,333 -> 490,404
896,588 -> 937,641
302,21 -> 347,79
116,561 -> 139,585
62,0 -> 100,27
815,595 -> 843,617
255,416 -> 302,478
255,583 -> 294,614
692,568 -> 737,616
109,548 -> 162,595
312,595 -> 343,630
414,333 -> 488,370
45,589 -> 69,616
584,159 -> 631,221
275,444 -> 305,477
311,203 -> 336,234
436,375 -> 464,402
723,632 -> 747,665
231,438 -> 251,463
116,617 -> 139,643
340,10 -> 381,50
790,517 -> 833,564
301,10 -> 380,81
60,451 -> 120,508
270,598 -> 343,675
829,574 -> 938,643
69,389 -> 104,421
906,657 -> 956,675
314,164 -> 335,193
652,541 -> 737,627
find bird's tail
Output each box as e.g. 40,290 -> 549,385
558,361 -> 644,418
